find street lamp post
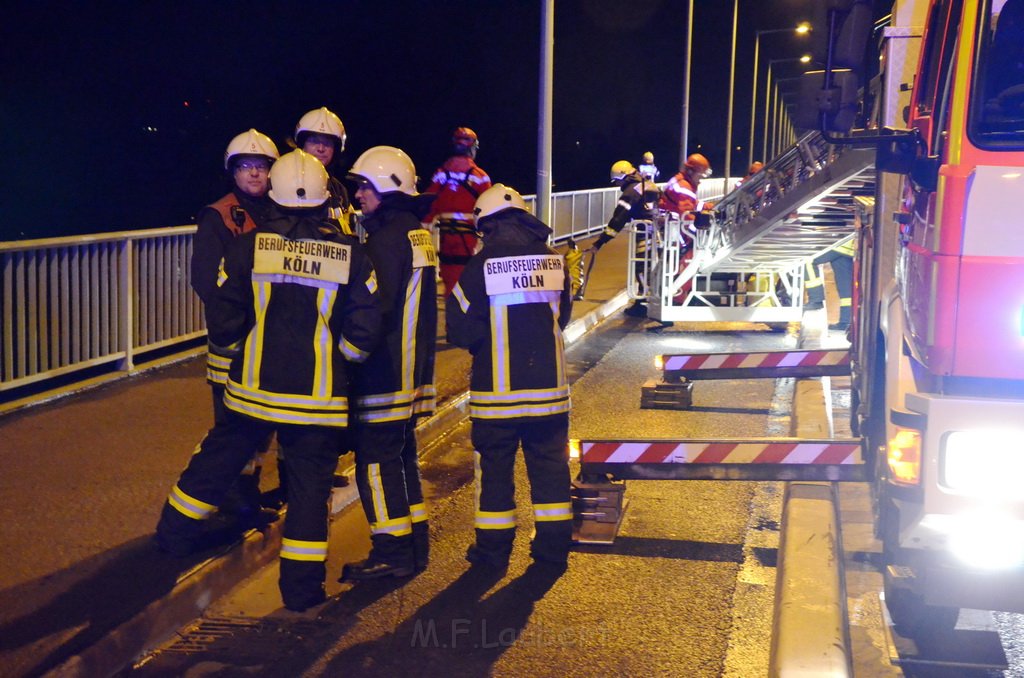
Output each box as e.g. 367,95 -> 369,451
762,55 -> 811,162
748,23 -> 810,170
724,0 -> 738,183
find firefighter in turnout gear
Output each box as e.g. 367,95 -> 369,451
191,128 -> 279,525
591,160 -> 661,317
446,184 -> 574,569
156,150 -> 382,612
806,235 -> 855,331
340,146 -> 439,581
638,151 -> 659,181
423,127 -> 492,297
295,107 -> 355,235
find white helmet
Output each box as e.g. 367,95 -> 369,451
295,107 -> 346,152
224,129 -> 279,170
348,146 -> 417,195
268,150 -> 330,208
474,184 -> 528,224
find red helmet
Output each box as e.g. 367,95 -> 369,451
451,127 -> 480,156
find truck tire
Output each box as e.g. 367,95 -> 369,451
883,568 -> 960,638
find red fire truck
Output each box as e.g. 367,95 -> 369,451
842,0 -> 1024,636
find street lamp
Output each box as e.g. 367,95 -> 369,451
748,22 -> 811,170
762,54 -> 812,162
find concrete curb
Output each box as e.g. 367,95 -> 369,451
48,527 -> 283,678
770,480 -> 851,677
46,290 -> 631,677
769,327 -> 853,677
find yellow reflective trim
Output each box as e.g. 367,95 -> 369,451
409,502 -> 428,523
452,283 -> 470,313
490,304 -> 510,391
366,270 -> 378,295
312,288 -> 334,399
368,463 -> 388,524
168,484 -> 216,520
223,393 -> 349,426
534,502 -> 572,511
243,281 -> 271,390
839,298 -> 852,307
370,515 -> 413,536
475,509 -> 517,530
534,501 -> 573,522
281,537 -> 328,562
215,258 -> 228,288
947,5 -> 978,166
402,270 -> 422,392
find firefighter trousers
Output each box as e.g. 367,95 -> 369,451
211,385 -> 273,512
352,419 -> 427,567
470,415 -> 573,564
156,409 -> 343,611
438,223 -> 480,297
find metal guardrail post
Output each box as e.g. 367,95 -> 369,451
121,239 -> 135,373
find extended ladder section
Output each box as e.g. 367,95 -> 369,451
633,131 -> 875,323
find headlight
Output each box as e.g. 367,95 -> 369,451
942,429 -> 1024,499
945,509 -> 1024,569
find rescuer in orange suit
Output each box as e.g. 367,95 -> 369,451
156,150 -> 382,613
191,129 -> 280,527
656,153 -> 714,314
660,153 -> 712,216
422,127 -> 492,296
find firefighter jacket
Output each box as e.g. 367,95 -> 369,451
446,209 -> 573,421
351,191 -> 439,424
327,175 -> 356,235
660,171 -> 706,215
192,190 -> 275,304
207,209 -> 382,427
423,156 -> 492,233
192,189 -> 276,385
593,173 -> 660,249
831,235 -> 856,257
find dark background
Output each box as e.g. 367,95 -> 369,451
1,0 -> 818,241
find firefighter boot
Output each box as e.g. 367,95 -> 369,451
232,467 -> 280,530
623,300 -> 648,318
829,305 -> 851,332
262,459 -> 288,510
154,501 -> 203,557
466,529 -> 513,570
339,534 -> 415,581
531,521 -> 572,566
413,522 -> 430,572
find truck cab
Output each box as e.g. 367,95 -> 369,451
862,0 -> 1024,635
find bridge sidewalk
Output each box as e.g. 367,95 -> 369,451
0,234 -> 631,677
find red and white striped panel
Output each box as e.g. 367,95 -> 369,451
661,350 -> 850,372
581,440 -> 860,465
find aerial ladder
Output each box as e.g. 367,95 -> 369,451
625,130 -> 875,324
576,132 -> 876,543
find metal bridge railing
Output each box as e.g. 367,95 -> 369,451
0,186 -> 624,405
1,226 -> 204,397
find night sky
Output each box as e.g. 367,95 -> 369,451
1,0 -> 817,241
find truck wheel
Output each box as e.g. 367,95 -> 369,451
883,568 -> 959,638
